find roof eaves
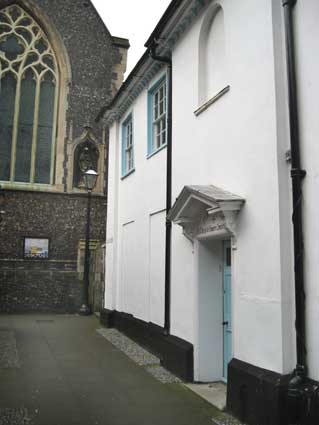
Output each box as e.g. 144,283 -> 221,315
97,0 -> 210,124
144,0 -> 184,48
95,49 -> 151,123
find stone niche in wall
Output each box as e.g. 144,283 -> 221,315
68,127 -> 106,194
73,141 -> 99,189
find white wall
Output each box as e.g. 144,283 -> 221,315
149,210 -> 166,325
105,70 -> 167,326
271,0 -> 296,376
105,0 -> 319,381
294,0 -> 319,381
170,0 -> 294,375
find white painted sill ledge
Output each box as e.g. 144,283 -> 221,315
194,85 -> 230,117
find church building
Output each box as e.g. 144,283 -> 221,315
0,0 -> 129,313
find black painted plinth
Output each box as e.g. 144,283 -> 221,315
100,308 -> 115,328
100,309 -> 193,381
227,358 -> 289,425
227,358 -> 319,425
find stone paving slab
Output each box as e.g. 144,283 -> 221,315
0,331 -> 20,368
186,382 -> 226,411
145,364 -> 182,384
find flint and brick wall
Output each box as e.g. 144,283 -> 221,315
0,190 -> 106,313
0,0 -> 128,313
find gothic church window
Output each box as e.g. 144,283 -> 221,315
0,4 -> 58,184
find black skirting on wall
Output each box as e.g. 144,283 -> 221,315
100,308 -> 194,382
227,358 -> 319,425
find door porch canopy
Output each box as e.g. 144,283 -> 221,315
167,185 -> 245,242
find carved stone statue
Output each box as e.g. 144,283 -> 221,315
74,141 -> 99,188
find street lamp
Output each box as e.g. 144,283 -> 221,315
79,169 -> 99,316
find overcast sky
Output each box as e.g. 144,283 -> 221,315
92,0 -> 171,77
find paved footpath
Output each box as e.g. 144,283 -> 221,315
0,314 -> 226,425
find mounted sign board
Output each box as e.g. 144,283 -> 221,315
24,238 -> 49,259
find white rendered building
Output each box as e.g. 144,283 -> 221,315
99,1 -> 319,423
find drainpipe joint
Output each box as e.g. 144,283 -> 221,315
290,168 -> 306,180
282,0 -> 297,7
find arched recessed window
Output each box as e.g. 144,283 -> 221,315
198,4 -> 227,105
0,4 -> 58,184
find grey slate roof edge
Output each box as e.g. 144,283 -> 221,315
168,185 -> 245,221
187,185 -> 245,202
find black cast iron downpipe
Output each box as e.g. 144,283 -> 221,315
150,43 -> 172,334
282,0 -> 307,396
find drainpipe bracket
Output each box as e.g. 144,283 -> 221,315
288,364 -> 307,394
291,168 -> 306,179
287,365 -> 308,424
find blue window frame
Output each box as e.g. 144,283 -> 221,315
121,114 -> 134,177
147,76 -> 167,157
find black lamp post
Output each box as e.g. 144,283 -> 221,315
79,169 -> 98,316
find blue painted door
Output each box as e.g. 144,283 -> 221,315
223,240 -> 232,381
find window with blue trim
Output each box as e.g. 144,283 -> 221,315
148,77 -> 167,156
122,115 -> 134,176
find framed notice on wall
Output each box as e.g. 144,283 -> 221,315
24,238 -> 49,259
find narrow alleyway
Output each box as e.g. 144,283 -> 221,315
0,315 -> 226,425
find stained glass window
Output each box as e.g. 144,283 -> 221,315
0,5 -> 58,184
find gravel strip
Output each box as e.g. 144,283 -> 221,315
97,328 -> 160,366
97,328 -> 182,383
0,408 -> 33,425
0,331 -> 20,368
145,364 -> 182,384
212,416 -> 244,425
